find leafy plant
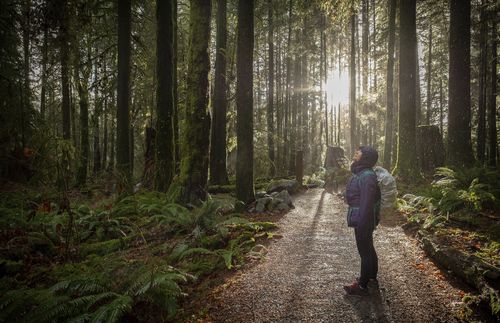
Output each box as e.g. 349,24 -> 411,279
433,167 -> 495,213
0,265 -> 190,322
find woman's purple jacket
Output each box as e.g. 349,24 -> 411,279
346,147 -> 381,233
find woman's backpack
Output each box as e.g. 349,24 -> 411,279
373,166 -> 398,209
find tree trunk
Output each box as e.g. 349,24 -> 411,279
267,0 -> 275,176
426,23 -> 433,125
209,0 -> 229,185
321,16 -> 328,147
383,0 -> 396,170
74,56 -> 89,187
337,103 -> 341,145
476,0 -> 487,163
22,0 -> 31,142
395,0 -> 418,177
447,0 -> 474,167
439,78 -> 444,135
40,19 -> 48,120
349,10 -> 357,155
488,8 -> 497,167
60,0 -> 71,140
417,125 -> 445,172
92,53 -> 101,175
116,0 -> 132,187
102,90 -> 108,171
362,0 -> 369,147
236,0 -> 255,203
173,0 -> 180,173
415,40 -> 422,126
178,0 -> 212,204
283,0 -> 292,173
154,0 -> 175,192
289,41 -> 301,176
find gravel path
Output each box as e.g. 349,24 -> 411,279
210,189 -> 465,322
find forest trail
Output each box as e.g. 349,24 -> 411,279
210,188 -> 464,322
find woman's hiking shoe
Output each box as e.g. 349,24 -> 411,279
343,282 -> 368,295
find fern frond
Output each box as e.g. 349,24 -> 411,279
50,278 -> 106,295
89,294 -> 132,323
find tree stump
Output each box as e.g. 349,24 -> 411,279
416,125 -> 445,172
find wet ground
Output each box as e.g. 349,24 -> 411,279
210,189 -> 465,322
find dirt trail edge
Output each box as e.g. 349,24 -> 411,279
209,188 -> 464,322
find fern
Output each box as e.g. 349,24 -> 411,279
89,294 -> 133,323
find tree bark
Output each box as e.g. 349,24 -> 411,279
40,16 -> 48,120
476,0 -> 487,163
349,10 -> 357,155
92,51 -> 101,175
383,0 -> 396,170
267,0 -> 275,176
116,0 -> 132,187
173,0 -> 180,173
395,0 -> 418,177
426,23 -> 433,125
209,0 -> 229,185
155,0 -> 175,192
447,0 -> 474,167
178,0 -> 212,204
60,0 -> 71,140
488,7 -> 497,167
236,0 -> 255,203
74,52 -> 89,187
283,0 -> 292,173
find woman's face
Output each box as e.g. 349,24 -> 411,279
354,149 -> 362,162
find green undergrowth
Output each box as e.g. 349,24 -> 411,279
0,189 -> 278,322
397,166 -> 500,319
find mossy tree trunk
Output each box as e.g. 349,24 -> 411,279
116,0 -> 132,188
209,0 -> 229,185
154,0 -> 175,192
236,0 -> 255,203
447,0 -> 474,168
395,0 -> 418,178
177,0 -> 211,204
383,0 -> 396,170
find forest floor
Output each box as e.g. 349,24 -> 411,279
206,188 -> 468,322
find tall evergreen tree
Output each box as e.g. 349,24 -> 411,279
476,0 -> 487,163
267,0 -> 275,177
155,0 -> 175,192
177,0 -> 212,204
236,0 -> 255,203
383,0 -> 396,170
349,9 -> 357,155
395,0 -> 418,177
116,0 -> 132,187
60,0 -> 71,140
209,0 -> 229,185
447,0 -> 474,167
488,7 -> 497,167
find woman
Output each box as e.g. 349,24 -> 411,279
343,146 -> 381,295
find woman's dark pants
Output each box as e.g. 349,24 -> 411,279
354,228 -> 378,288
